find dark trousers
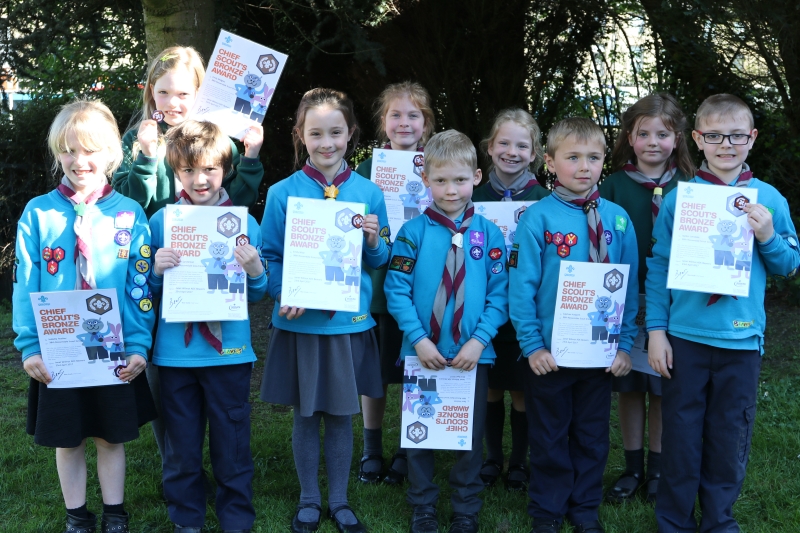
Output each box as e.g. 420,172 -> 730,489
159,363 -> 255,529
657,335 -> 760,533
407,364 -> 488,514
524,366 -> 612,525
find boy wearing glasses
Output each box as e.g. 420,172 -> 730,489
645,94 -> 800,532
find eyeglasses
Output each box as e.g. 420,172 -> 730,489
696,131 -> 753,145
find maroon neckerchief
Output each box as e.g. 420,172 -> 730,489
303,161 -> 352,200
696,161 -> 753,305
552,180 -> 609,263
622,162 -> 676,223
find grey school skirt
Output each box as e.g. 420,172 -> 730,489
260,328 -> 384,416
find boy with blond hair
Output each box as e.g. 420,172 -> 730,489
646,94 -> 800,532
509,117 -> 639,533
385,130 -> 509,533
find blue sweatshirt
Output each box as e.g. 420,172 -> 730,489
509,194 -> 640,357
13,189 -> 155,361
148,209 -> 267,367
384,212 -> 509,364
260,169 -> 390,334
645,175 -> 800,350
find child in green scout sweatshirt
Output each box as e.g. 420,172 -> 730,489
600,93 -> 695,505
474,108 -> 550,492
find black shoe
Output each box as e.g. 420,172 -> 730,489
65,511 -> 97,533
505,463 -> 529,492
409,505 -> 438,533
101,511 -> 129,533
328,504 -> 367,533
448,513 -> 478,533
605,470 -> 643,503
383,452 -> 408,485
529,518 -> 559,533
645,471 -> 660,504
173,527 -> 202,533
573,520 -> 605,533
479,459 -> 502,487
291,503 -> 322,533
357,454 -> 384,484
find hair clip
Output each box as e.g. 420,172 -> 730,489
160,53 -> 178,62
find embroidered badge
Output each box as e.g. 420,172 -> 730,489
766,206 -> 775,216
134,274 -> 147,286
470,246 -> 483,260
117,249 -> 129,259
489,248 -> 502,260
469,231 -> 484,246
351,214 -> 364,229
552,232 -> 564,246
603,230 -> 612,245
544,231 -> 552,244
397,236 -> 417,250
114,211 -> 134,229
508,250 -> 518,268
114,230 -> 131,246
42,247 -> 52,261
130,287 -> 144,300
138,298 -> 153,312
557,244 -> 570,258
47,260 -> 59,275
732,319 -> 754,329
379,226 -> 391,245
220,346 -> 245,355
135,260 -> 149,273
139,245 -> 151,258
389,255 -> 416,273
236,234 -> 250,247
43,246 -> 65,275
53,247 -> 65,261
491,262 -> 504,274
615,215 -> 628,232
565,233 -> 578,246
352,314 -> 368,323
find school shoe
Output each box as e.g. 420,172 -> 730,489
479,459 -> 502,487
572,520 -> 605,533
328,504 -> 367,533
605,470 -> 643,503
448,513 -> 478,533
505,463 -> 529,492
409,505 -> 438,533
644,472 -> 660,504
357,454 -> 384,484
383,452 -> 408,485
100,511 -> 129,533
529,518 -> 559,533
65,511 -> 97,533
291,503 -> 322,533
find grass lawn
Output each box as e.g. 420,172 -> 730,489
0,296 -> 799,532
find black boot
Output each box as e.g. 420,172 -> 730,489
65,511 -> 97,533
101,511 -> 129,533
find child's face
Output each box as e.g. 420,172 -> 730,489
422,161 -> 481,219
487,121 -> 534,183
58,130 -> 111,195
175,157 -> 224,206
692,113 -> 757,181
544,136 -> 604,198
628,116 -> 677,172
301,105 -> 353,180
151,67 -> 198,126
384,95 -> 425,151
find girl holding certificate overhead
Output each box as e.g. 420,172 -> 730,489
259,88 -> 390,533
13,100 -> 156,533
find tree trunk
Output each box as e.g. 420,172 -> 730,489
141,0 -> 216,62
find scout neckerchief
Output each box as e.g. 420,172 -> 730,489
487,169 -> 540,201
553,180 -> 609,263
303,159 -> 352,200
622,161 -> 677,223
424,202 -> 475,344
175,188 -> 233,352
696,161 -> 753,306
57,178 -> 115,290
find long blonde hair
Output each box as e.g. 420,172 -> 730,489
138,46 -> 205,125
48,99 -> 123,177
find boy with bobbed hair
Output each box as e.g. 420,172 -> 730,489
164,120 -> 234,179
647,94 -> 800,532
385,130 -> 509,533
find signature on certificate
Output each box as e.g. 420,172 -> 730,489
168,297 -> 183,310
285,286 -> 301,298
555,347 -> 569,358
51,369 -> 65,381
674,269 -> 689,280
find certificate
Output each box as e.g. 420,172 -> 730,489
551,260 -> 630,368
667,182 -> 757,297
400,357 -> 477,451
29,289 -> 128,388
474,200 -> 537,256
162,204 -> 250,322
368,148 -> 427,241
189,29 -> 288,140
629,295 -> 659,377
281,197 -> 366,312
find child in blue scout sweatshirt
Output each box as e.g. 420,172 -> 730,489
509,118 -> 638,533
385,130 -> 509,533
148,120 -> 267,533
600,93 -> 695,505
646,94 -> 800,533
259,88 -> 389,533
355,81 -> 436,486
474,108 -> 551,492
13,100 -> 156,533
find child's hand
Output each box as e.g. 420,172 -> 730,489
154,247 -> 180,276
450,338 -> 483,371
743,203 -> 774,243
117,354 -> 146,382
528,348 -> 558,375
23,355 -> 52,384
235,244 -> 264,277
414,338 -> 448,370
362,214 -> 380,249
137,119 -> 160,157
607,350 -> 632,377
648,330 -> 673,379
242,125 -> 264,158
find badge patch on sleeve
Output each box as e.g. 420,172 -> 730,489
396,236 -> 417,250
118,249 -> 129,259
389,255 -> 416,273
615,215 -> 628,232
508,250 -> 518,268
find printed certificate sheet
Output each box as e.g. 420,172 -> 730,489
667,182 -> 757,297
551,261 -> 630,368
369,148 -> 427,241
30,289 -> 128,388
629,295 -> 659,377
474,200 -> 537,256
400,357 -> 477,451
281,197 -> 366,312
190,29 -> 288,140
162,204 -> 250,322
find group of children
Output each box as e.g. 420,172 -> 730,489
12,44 -> 799,533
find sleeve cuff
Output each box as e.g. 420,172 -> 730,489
756,232 -> 779,252
409,331 -> 428,347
